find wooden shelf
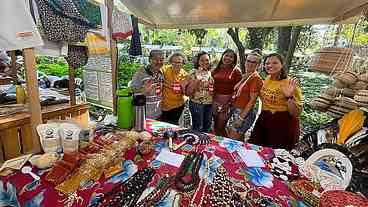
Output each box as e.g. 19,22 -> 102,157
0,103 -> 89,130
0,103 -> 90,162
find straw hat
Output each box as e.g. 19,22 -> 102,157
326,107 -> 346,118
358,73 -> 368,82
310,93 -> 334,111
324,86 -> 339,97
333,79 -> 347,89
335,71 -> 358,86
334,96 -> 358,109
350,81 -> 367,90
340,88 -> 355,98
354,90 -> 368,106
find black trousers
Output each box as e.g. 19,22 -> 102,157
161,105 -> 185,125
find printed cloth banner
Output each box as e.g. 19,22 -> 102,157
112,8 -> 133,40
0,0 -> 43,51
86,33 -> 109,55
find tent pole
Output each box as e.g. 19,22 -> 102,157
106,0 -> 118,115
68,65 -> 76,106
333,24 -> 342,47
23,48 -> 42,153
10,51 -> 17,83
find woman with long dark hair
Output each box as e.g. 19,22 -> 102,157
212,49 -> 242,137
183,52 -> 214,132
249,53 -> 302,150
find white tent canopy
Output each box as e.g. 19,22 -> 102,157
121,0 -> 368,28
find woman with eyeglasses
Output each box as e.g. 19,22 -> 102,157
228,52 -> 263,141
212,49 -> 242,137
160,53 -> 188,124
249,53 -> 302,150
183,51 -> 214,132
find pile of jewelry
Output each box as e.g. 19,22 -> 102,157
269,149 -> 299,181
209,166 -> 235,206
136,174 -> 174,207
174,153 -> 203,193
231,188 -> 282,207
92,168 -> 155,207
176,129 -> 212,145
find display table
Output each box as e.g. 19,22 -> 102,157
0,119 -> 306,207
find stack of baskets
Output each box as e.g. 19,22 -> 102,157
310,69 -> 368,118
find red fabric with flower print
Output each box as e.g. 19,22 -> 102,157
319,190 -> 368,207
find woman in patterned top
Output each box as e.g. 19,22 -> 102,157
183,52 -> 214,132
249,53 -> 302,150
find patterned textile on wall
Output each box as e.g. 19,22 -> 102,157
65,45 -> 89,69
72,0 -> 102,28
112,8 -> 133,40
48,0 -> 97,28
86,33 -> 109,56
35,0 -> 94,42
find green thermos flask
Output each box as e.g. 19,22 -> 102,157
117,88 -> 133,129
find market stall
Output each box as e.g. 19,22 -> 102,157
1,1 -> 367,206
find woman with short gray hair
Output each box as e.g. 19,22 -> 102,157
129,50 -> 165,119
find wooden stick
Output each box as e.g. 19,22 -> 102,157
68,66 -> 76,105
106,0 -> 118,115
23,48 -> 42,153
10,51 -> 17,83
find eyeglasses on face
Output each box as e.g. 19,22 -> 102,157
246,59 -> 259,64
172,61 -> 183,64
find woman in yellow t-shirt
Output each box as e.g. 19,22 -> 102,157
249,53 -> 302,150
161,53 -> 188,124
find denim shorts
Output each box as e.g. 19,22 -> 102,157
230,107 -> 256,133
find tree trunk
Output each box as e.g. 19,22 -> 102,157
285,26 -> 302,71
333,24 -> 342,46
277,26 -> 292,57
227,28 -> 246,72
247,28 -> 273,51
129,15 -> 142,56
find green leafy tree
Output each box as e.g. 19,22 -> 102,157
188,29 -> 208,47
340,19 -> 368,46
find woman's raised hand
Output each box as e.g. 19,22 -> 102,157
281,77 -> 298,98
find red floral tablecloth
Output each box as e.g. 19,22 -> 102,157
0,119 -> 307,207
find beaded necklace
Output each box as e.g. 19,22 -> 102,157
96,168 -> 155,207
189,158 -> 210,207
209,166 -> 235,206
136,174 -> 175,207
174,153 -> 203,193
